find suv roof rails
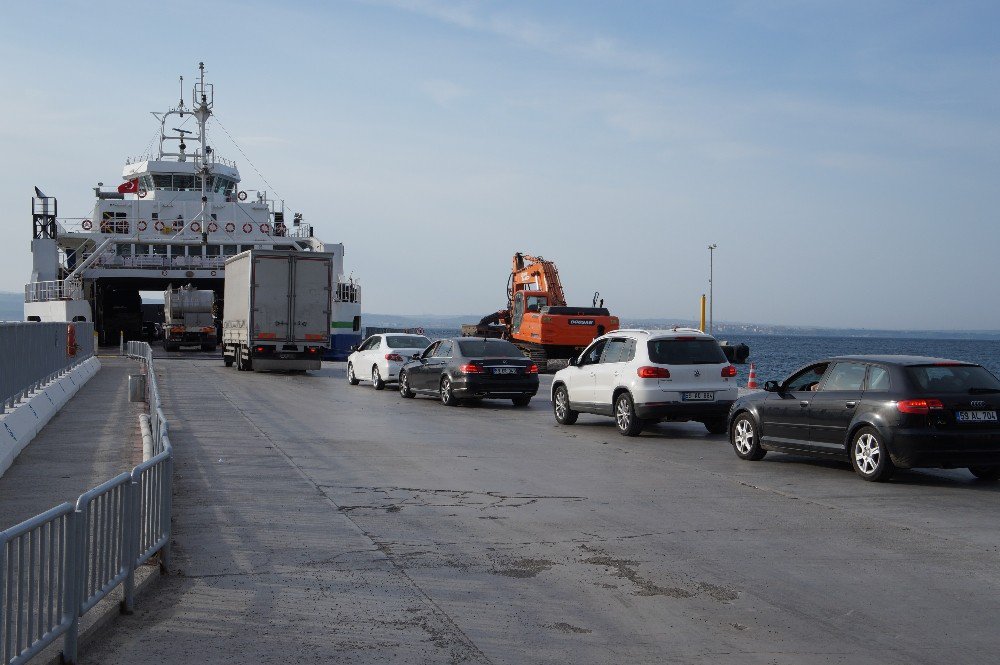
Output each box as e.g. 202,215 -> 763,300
612,328 -> 649,335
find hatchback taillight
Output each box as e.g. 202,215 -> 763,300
385,353 -> 404,362
721,365 -> 737,378
897,399 -> 944,414
459,363 -> 483,374
637,366 -> 670,379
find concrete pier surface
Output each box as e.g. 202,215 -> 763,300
81,356 -> 1000,664
0,356 -> 144,530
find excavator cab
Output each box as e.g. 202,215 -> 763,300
512,291 -> 548,333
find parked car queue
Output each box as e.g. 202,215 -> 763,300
345,330 -> 1000,484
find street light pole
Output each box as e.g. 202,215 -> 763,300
708,243 -> 717,334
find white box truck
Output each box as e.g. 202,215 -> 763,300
222,249 -> 333,372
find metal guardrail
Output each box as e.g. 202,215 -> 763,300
0,324 -> 95,414
0,341 -> 172,665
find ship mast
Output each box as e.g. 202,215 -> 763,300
193,62 -> 213,232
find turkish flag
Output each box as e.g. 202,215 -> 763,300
118,178 -> 139,194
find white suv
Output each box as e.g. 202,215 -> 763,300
550,328 -> 738,436
347,333 -> 431,389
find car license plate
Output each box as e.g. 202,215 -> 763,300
493,367 -> 518,375
279,353 -> 296,359
682,391 -> 714,401
956,410 -> 998,422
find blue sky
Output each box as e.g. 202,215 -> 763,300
1,1 -> 998,329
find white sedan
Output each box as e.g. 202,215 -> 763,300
347,333 -> 432,390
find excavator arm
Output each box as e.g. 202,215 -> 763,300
509,253 -> 566,307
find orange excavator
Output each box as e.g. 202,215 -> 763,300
463,253 -> 619,370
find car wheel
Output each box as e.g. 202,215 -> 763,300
347,362 -> 360,385
851,426 -> 895,482
552,385 -> 578,425
399,371 -> 415,398
512,396 -> 531,407
440,377 -> 459,406
703,418 -> 728,435
731,413 -> 766,461
372,365 -> 385,390
968,466 -> 1000,481
614,392 -> 643,437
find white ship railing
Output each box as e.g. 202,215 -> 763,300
0,341 -> 172,665
24,281 -> 84,304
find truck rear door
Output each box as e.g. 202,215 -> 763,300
291,257 -> 331,343
252,254 -> 291,342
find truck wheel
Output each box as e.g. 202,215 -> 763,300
224,355 -> 234,367
236,348 -> 244,371
372,366 -> 386,390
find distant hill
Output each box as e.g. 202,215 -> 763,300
0,292 -> 21,321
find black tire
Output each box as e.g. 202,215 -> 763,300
236,348 -> 244,371
703,418 -> 728,435
614,392 -> 643,437
347,362 -> 360,385
512,396 -> 531,407
552,385 -> 578,425
372,365 -> 386,391
850,426 -> 895,482
968,466 -> 1000,481
440,376 -> 459,407
224,356 -> 234,367
399,371 -> 415,398
731,413 -> 766,461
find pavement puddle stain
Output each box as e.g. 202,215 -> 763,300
548,622 -> 592,634
492,557 -> 555,578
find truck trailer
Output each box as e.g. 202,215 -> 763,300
163,284 -> 217,351
222,249 -> 333,372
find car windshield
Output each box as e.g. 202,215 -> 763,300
905,365 -> 1000,393
385,335 -> 430,349
457,340 -> 525,358
647,338 -> 726,365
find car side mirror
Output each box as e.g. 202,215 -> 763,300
411,353 -> 421,360
349,345 -> 357,352
763,380 -> 780,392
568,355 -> 579,367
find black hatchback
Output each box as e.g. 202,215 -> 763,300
398,338 -> 539,406
727,355 -> 1000,482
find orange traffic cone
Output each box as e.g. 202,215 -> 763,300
747,363 -> 758,389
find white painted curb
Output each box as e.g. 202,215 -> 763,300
0,357 -> 101,478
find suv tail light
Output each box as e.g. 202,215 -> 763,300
637,366 -> 670,379
897,399 -> 944,414
385,353 -> 404,362
721,365 -> 737,378
459,363 -> 483,374
527,363 -> 539,374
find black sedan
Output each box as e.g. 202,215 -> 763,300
398,338 -> 539,406
727,355 -> 1000,482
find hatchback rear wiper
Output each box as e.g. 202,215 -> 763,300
969,387 -> 1000,394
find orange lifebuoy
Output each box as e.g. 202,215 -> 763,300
208,221 -> 218,232
137,220 -> 147,231
190,221 -> 202,233
81,220 -> 92,230
242,223 -> 253,233
237,191 -> 248,201
225,222 -> 235,233
66,324 -> 77,357
154,220 -> 164,231
259,223 -> 270,234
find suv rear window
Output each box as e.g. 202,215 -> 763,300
457,340 -> 525,358
385,335 -> 430,349
905,365 -> 1000,393
647,338 -> 726,365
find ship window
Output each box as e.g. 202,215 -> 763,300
151,212 -> 158,220
151,244 -> 167,256
136,244 -> 150,255
224,180 -> 236,196
206,245 -> 220,257
140,175 -> 154,192
116,244 -> 131,257
223,245 -> 237,256
173,175 -> 195,191
153,174 -> 172,190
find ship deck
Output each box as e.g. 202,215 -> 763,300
6,351 -> 1000,663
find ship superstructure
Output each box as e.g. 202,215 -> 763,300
24,63 -> 361,356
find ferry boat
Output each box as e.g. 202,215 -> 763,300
23,63 -> 362,358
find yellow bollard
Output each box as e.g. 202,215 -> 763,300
700,294 -> 707,332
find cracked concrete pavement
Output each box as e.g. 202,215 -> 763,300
82,357 -> 1000,664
